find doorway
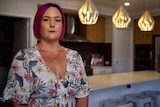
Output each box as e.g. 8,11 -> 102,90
152,35 -> 160,71
112,28 -> 133,73
0,15 -> 30,66
0,15 -> 30,96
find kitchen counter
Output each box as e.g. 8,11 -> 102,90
87,70 -> 160,90
88,70 -> 160,107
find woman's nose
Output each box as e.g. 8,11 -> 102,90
50,19 -> 55,27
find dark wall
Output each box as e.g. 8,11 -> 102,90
60,41 -> 112,66
0,67 -> 9,97
0,16 -> 14,66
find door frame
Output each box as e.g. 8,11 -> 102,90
0,12 -> 33,47
152,34 -> 160,70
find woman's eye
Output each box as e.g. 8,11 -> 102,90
42,18 -> 49,21
55,19 -> 61,22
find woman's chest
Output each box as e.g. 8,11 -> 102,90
30,64 -> 81,98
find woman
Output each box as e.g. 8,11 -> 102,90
3,3 -> 92,107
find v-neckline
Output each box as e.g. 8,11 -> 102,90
35,46 -> 68,81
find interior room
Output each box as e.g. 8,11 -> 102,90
0,0 -> 160,107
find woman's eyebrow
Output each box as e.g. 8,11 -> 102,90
43,16 -> 49,18
43,16 -> 61,18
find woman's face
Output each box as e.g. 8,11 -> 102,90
40,7 -> 63,41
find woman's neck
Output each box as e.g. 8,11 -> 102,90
37,40 -> 62,52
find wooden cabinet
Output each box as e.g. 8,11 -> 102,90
133,16 -> 160,70
79,16 -> 106,43
134,20 -> 152,45
64,9 -> 106,43
133,19 -> 153,70
134,16 -> 160,45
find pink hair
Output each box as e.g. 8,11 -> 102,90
33,3 -> 66,40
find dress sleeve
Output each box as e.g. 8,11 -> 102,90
74,52 -> 92,98
3,49 -> 32,104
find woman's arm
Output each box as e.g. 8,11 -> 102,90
11,101 -> 28,107
76,96 -> 89,107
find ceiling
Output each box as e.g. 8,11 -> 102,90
60,0 -> 160,19
90,0 -> 160,18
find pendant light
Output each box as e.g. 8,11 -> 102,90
138,0 -> 154,31
78,0 -> 99,25
112,5 -> 131,28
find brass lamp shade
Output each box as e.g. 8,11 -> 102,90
138,10 -> 154,31
112,5 -> 131,28
78,0 -> 99,25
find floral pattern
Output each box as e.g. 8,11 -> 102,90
3,46 -> 92,107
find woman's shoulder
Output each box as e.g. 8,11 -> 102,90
64,47 -> 79,55
19,46 -> 37,53
15,46 -> 37,58
12,46 -> 38,61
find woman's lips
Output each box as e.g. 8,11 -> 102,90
49,30 -> 55,32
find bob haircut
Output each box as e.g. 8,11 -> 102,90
33,3 -> 66,40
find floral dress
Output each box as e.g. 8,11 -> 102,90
3,46 -> 92,107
